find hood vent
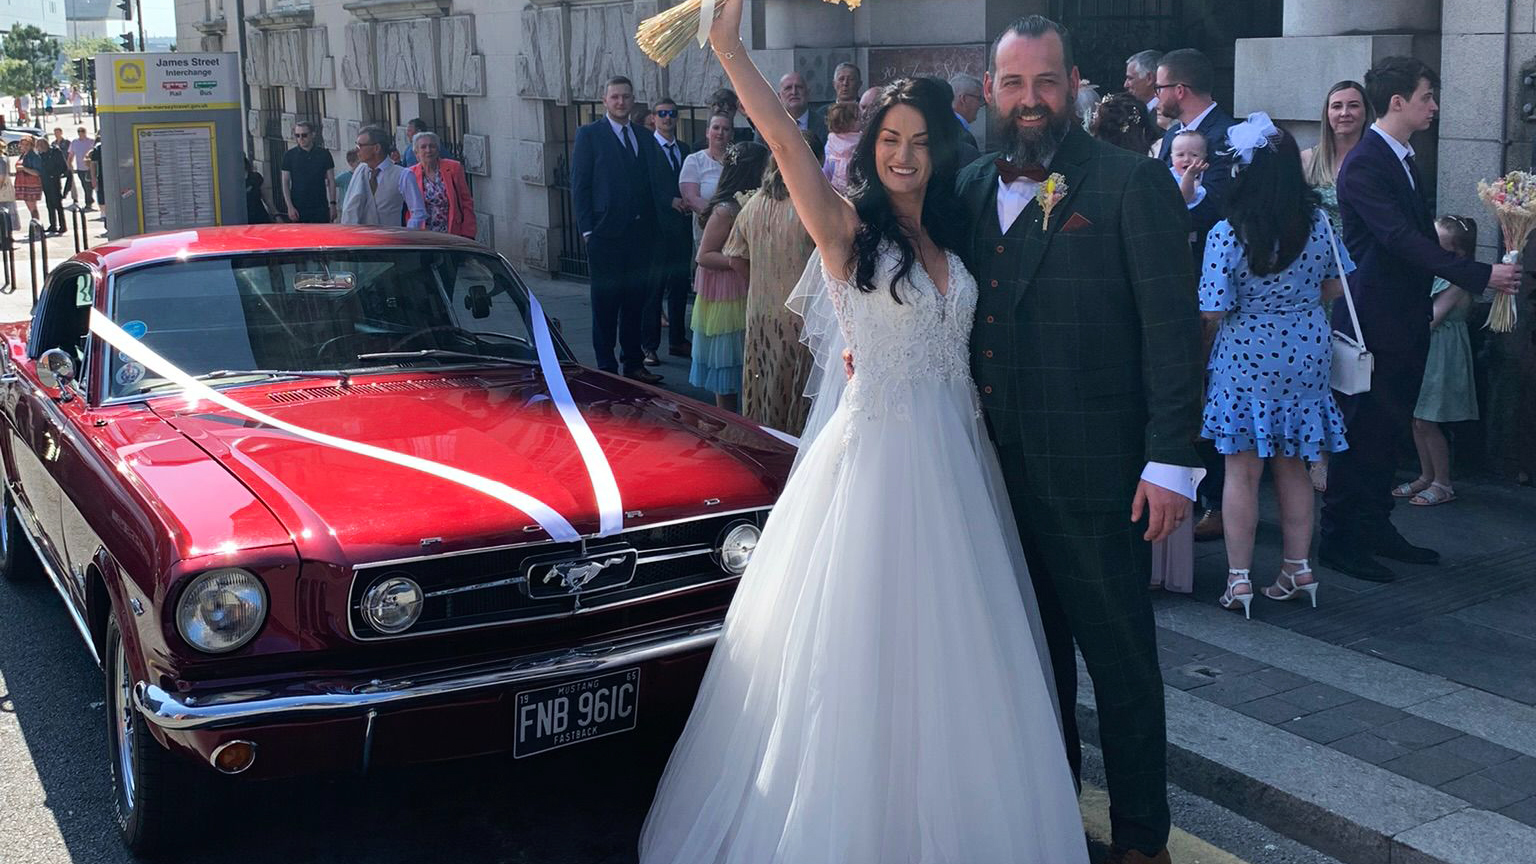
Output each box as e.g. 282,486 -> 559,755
267,376 -> 488,404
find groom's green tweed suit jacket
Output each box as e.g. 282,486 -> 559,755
958,126 -> 1204,512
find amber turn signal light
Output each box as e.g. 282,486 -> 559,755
210,740 -> 257,774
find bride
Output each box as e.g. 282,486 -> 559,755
639,2 -> 1089,861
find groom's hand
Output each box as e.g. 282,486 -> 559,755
1131,480 -> 1190,543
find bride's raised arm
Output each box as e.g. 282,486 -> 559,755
709,0 -> 858,269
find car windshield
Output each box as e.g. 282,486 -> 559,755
105,248 -> 563,399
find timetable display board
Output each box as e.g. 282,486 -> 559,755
97,53 -> 244,240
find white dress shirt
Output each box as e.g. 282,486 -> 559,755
794,110 -> 809,131
1370,122 -> 1416,188
993,165 -> 1205,502
339,159 -> 426,228
607,115 -> 639,156
654,130 -> 683,171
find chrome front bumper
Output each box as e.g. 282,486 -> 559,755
134,622 -> 722,731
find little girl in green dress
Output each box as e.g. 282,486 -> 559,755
1394,215 -> 1481,506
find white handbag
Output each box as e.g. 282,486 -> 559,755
1326,221 -> 1372,395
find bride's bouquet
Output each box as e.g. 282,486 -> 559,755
1476,171 -> 1536,332
637,0 -> 861,66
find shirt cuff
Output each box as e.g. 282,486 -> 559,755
1186,184 -> 1206,210
1142,461 -> 1206,502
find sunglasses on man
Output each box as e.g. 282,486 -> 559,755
294,132 -> 312,139
656,109 -> 678,118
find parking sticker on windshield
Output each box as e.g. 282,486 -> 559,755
114,362 -> 146,388
121,320 -> 148,339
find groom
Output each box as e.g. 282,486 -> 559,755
958,16 -> 1204,864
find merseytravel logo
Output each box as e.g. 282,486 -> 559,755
114,60 -> 146,93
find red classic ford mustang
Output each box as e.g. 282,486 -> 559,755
0,226 -> 793,853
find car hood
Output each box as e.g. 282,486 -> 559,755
151,368 -> 792,564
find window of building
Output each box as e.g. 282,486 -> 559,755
296,88 -> 326,142
359,91 -> 400,136
259,86 -> 288,218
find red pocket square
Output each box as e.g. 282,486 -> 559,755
1061,212 -> 1093,232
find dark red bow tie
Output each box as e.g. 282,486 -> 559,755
995,159 -> 1049,184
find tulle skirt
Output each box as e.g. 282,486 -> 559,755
690,266 -> 747,395
640,376 -> 1090,864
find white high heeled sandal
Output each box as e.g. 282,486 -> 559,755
1264,557 -> 1319,608
1219,569 -> 1254,619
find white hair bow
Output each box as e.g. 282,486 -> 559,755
1224,111 -> 1282,169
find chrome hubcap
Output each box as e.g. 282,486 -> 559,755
112,635 -> 136,811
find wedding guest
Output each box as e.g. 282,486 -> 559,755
705,88 -> 755,144
1299,81 -> 1370,492
681,113 -> 732,242
39,136 -> 69,235
244,156 -> 272,224
949,74 -> 983,149
928,77 -> 980,166
779,72 -> 826,141
570,76 -> 664,383
282,120 -> 337,223
857,85 -> 881,126
1090,93 -> 1156,156
1201,119 -> 1350,616
1302,80 -> 1372,230
821,102 -> 859,193
832,61 -> 862,104
1157,48 -> 1234,543
339,125 -> 427,228
1168,130 -> 1208,209
1319,56 -> 1520,582
335,148 -> 359,203
409,131 -> 477,239
1124,49 -> 1160,114
69,127 -> 93,210
690,141 -> 768,410
400,118 -> 427,168
13,138 -> 42,227
1394,216 -> 1480,507
0,154 -> 17,236
725,137 -> 818,434
644,97 -> 694,362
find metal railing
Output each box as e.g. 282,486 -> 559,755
0,212 -> 16,296
67,203 -> 90,255
24,220 -> 47,305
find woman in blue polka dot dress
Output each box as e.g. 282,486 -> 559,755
1199,115 -> 1352,619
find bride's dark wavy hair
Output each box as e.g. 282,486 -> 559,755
844,77 -> 968,302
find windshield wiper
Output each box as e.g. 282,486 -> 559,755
355,349 -> 535,366
136,368 -> 353,393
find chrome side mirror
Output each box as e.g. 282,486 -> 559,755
37,348 -> 76,393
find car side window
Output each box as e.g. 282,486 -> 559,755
29,268 -> 94,383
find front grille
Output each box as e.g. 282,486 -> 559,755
348,511 -> 767,640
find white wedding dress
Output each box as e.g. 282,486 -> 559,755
639,246 -> 1089,864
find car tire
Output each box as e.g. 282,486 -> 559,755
105,612 -> 193,855
0,493 -> 42,582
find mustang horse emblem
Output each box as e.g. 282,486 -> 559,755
544,555 -> 629,593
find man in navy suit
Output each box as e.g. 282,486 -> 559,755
571,76 -> 664,383
1156,48 -> 1235,541
1319,57 -> 1521,581
643,97 -> 693,362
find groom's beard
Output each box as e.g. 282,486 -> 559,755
995,102 -> 1075,167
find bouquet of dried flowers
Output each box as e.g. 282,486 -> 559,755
638,0 -> 861,67
1476,171 -> 1536,332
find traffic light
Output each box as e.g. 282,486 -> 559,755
119,32 -> 134,51
73,57 -> 87,80
117,0 -> 132,20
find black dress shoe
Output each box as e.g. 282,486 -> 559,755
1319,540 -> 1396,582
668,344 -> 692,359
1375,531 -> 1440,565
642,349 -> 660,366
625,368 -> 664,385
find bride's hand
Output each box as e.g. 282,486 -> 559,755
709,0 -> 744,51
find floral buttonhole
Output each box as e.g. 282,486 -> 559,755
1036,173 -> 1069,230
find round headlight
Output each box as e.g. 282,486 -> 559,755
361,574 -> 423,634
717,523 -> 761,576
176,568 -> 267,654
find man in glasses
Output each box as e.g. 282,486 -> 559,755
281,120 -> 338,223
1154,49 -> 1235,545
643,98 -> 694,364
338,125 -> 426,228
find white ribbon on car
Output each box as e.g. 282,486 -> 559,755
89,305 -> 627,543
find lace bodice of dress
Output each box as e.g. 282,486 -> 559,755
826,246 -> 978,418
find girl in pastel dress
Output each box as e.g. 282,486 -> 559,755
689,142 -> 768,409
1394,216 -> 1481,507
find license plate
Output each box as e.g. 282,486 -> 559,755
512,667 -> 640,758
